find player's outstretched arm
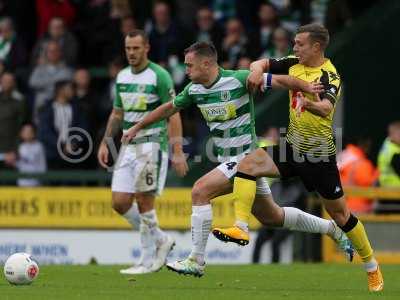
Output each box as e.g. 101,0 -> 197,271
168,112 -> 189,177
98,108 -> 123,168
121,101 -> 180,144
269,74 -> 324,94
248,58 -> 269,92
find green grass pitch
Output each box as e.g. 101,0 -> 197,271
1,264 -> 399,300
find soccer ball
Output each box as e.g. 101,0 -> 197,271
3,253 -> 39,285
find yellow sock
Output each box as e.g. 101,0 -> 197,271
233,173 -> 256,224
345,219 -> 374,262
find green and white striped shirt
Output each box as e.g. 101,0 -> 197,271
173,68 -> 257,162
114,61 -> 175,151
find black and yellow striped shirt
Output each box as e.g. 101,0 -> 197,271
270,56 -> 341,156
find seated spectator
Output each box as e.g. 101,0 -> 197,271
237,56 -> 252,70
337,137 -> 378,214
221,18 -> 250,69
251,2 -> 280,58
37,80 -> 87,170
32,17 -> 79,67
195,7 -> 223,54
0,17 -> 27,71
0,71 -> 26,170
263,27 -> 292,59
376,121 -> 400,213
36,0 -> 76,37
146,1 -> 186,67
212,0 -> 236,25
16,123 -> 47,187
29,40 -> 73,121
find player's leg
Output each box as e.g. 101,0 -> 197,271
132,148 -> 174,272
314,158 -> 383,292
111,192 -> 140,229
323,196 -> 383,292
233,148 -> 281,228
166,167 -> 232,277
111,146 -> 141,231
250,191 -> 354,261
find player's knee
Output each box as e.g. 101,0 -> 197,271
192,179 -> 211,205
237,153 -> 264,177
326,207 -> 350,227
112,200 -> 130,215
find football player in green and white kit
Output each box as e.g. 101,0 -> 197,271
122,41 -> 353,277
98,30 -> 188,274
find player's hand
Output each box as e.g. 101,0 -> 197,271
307,82 -> 324,94
247,70 -> 264,93
97,142 -> 109,168
121,125 -> 139,144
171,150 -> 189,177
295,92 -> 306,117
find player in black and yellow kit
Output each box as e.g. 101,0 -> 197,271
213,24 -> 383,292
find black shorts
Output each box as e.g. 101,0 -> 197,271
264,141 -> 344,200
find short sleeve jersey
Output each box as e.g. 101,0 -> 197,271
269,56 -> 342,156
114,61 -> 175,151
173,68 -> 257,161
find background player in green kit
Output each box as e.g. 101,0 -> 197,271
122,41 -> 354,277
97,30 -> 188,274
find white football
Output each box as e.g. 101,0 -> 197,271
3,253 -> 39,285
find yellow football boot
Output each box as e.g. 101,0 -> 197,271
212,226 -> 249,246
367,265 -> 384,292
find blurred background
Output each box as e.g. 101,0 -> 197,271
0,0 -> 400,266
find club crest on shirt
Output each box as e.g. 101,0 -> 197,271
137,84 -> 146,93
221,90 -> 231,101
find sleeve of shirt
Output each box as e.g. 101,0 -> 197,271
157,69 -> 176,104
391,153 -> 400,177
113,83 -> 123,109
234,69 -> 250,86
172,83 -> 193,109
269,56 -> 299,74
319,69 -> 341,105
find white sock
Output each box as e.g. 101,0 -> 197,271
189,204 -> 212,265
122,202 -> 141,229
139,222 -> 154,268
283,207 -> 332,234
234,220 -> 249,232
364,257 -> 378,272
141,210 -> 167,246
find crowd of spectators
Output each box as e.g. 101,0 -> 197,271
0,0 -> 378,175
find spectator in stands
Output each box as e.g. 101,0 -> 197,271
251,2 -> 280,58
29,40 -> 73,120
376,121 -> 400,213
212,0 -> 236,24
32,17 -> 79,67
73,68 -> 99,168
0,17 -> 27,71
263,27 -> 292,59
37,80 -> 86,170
16,123 -> 47,187
36,0 -> 76,37
0,71 -> 26,169
337,137 -> 379,214
237,56 -> 251,70
73,68 -> 98,135
146,1 -> 185,67
221,18 -> 250,69
195,7 -> 223,54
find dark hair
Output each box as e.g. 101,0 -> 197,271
296,23 -> 329,50
126,29 -> 149,44
184,41 -> 217,62
54,80 -> 72,95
